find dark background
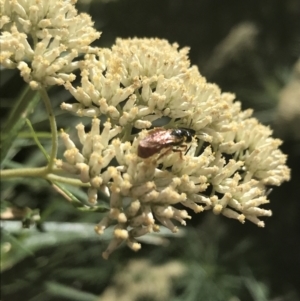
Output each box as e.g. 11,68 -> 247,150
1,0 -> 300,300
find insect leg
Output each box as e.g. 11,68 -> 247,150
172,145 -> 188,159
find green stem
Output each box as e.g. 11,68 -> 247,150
25,119 -> 50,162
46,174 -> 90,187
39,88 -> 58,171
1,132 -> 52,139
0,166 -> 48,178
122,124 -> 133,142
0,167 -> 90,187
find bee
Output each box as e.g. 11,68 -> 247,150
137,128 -> 195,159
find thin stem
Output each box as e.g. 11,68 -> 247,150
121,124 -> 133,142
0,166 -> 48,178
39,88 -> 58,171
25,118 -> 50,162
1,132 -> 52,139
46,174 -> 90,187
0,167 -> 90,187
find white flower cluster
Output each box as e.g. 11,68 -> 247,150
0,0 -> 290,259
0,0 -> 100,89
61,38 -> 195,126
58,38 -> 290,258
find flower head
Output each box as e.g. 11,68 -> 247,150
58,38 -> 290,258
0,0 -> 100,89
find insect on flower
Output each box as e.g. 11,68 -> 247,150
137,128 -> 195,159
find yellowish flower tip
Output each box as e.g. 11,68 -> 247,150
55,159 -> 63,167
102,252 -> 109,260
88,195 -> 97,205
127,239 -> 141,252
94,225 -> 105,235
153,224 -> 160,232
57,37 -> 290,258
114,229 -> 129,240
238,215 -> 246,224
213,204 -> 223,214
117,213 -> 127,223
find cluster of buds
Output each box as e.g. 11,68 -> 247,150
0,0 -> 100,89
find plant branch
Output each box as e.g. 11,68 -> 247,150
0,167 -> 89,187
0,166 -> 48,178
25,118 -> 50,162
39,88 -> 58,171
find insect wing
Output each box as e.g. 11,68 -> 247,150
138,129 -> 175,158
139,129 -> 175,148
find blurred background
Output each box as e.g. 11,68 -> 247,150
1,0 -> 300,300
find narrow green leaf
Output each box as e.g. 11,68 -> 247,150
46,281 -> 98,301
1,86 -> 41,164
